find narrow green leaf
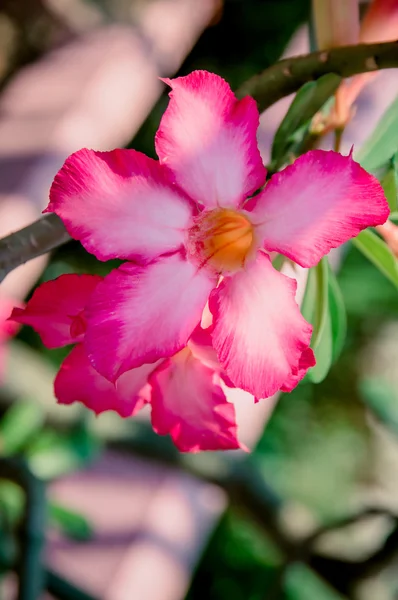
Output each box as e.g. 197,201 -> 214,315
356,95 -> 398,171
381,160 -> 398,212
307,258 -> 332,383
0,401 -> 44,456
49,502 -> 93,541
327,265 -> 347,361
271,73 -> 341,167
352,229 -> 398,289
301,260 -> 346,383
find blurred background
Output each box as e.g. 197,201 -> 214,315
2,0 -> 398,599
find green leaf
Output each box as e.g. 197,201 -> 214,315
352,228 -> 398,289
271,253 -> 285,271
301,259 -> 346,383
49,502 -> 93,541
381,156 -> 398,212
27,423 -> 100,480
327,266 -> 347,362
356,95 -> 398,171
302,258 -> 332,383
0,401 -> 44,456
271,73 -> 341,167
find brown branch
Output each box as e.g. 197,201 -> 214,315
237,40 -> 398,112
0,214 -> 71,283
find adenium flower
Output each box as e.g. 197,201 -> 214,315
10,274 -> 243,452
44,71 -> 388,400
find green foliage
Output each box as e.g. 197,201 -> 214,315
0,401 -> 44,456
271,74 -> 341,169
301,259 -> 347,383
352,229 -> 398,290
381,157 -> 398,212
356,95 -> 398,172
49,502 -> 93,541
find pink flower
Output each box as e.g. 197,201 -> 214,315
10,274 -> 242,452
44,71 -> 388,399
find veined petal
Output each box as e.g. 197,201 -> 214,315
149,348 -> 241,452
210,253 -> 313,398
10,274 -> 101,348
155,71 -> 266,209
250,150 -> 389,268
280,347 -> 316,392
85,253 -> 216,382
46,148 -> 193,263
55,344 -> 153,417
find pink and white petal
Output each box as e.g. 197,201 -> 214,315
10,274 -> 101,348
155,71 -> 266,209
85,253 -> 216,382
209,252 -> 313,399
280,347 -> 316,393
149,348 -> 242,452
55,344 -> 152,418
46,148 -> 193,263
0,296 -> 22,341
249,150 -> 389,268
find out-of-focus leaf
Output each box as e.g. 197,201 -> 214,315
352,229 -> 398,289
271,74 -> 341,168
0,481 -> 24,525
49,502 -> 93,541
360,378 -> 398,434
0,401 -> 44,456
27,423 -> 100,480
356,95 -> 398,171
381,156 -> 398,212
285,562 -> 345,600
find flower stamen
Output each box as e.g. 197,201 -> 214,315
188,208 -> 255,272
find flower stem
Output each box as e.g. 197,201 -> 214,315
238,39 -> 398,112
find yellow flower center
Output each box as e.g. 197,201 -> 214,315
189,208 -> 255,272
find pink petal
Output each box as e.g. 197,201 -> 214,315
55,344 -> 152,417
149,348 -> 241,452
155,71 -> 266,209
280,347 -> 316,393
0,296 -> 21,341
46,148 -> 193,263
249,150 -> 389,268
10,274 -> 101,348
209,252 -> 313,398
85,253 -> 216,382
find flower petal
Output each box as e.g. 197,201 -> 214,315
10,274 -> 101,348
55,344 -> 153,417
46,148 -> 193,262
149,348 -> 241,452
209,252 -> 313,398
85,253 -> 216,382
249,150 -> 389,268
155,71 -> 266,209
280,347 -> 316,392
